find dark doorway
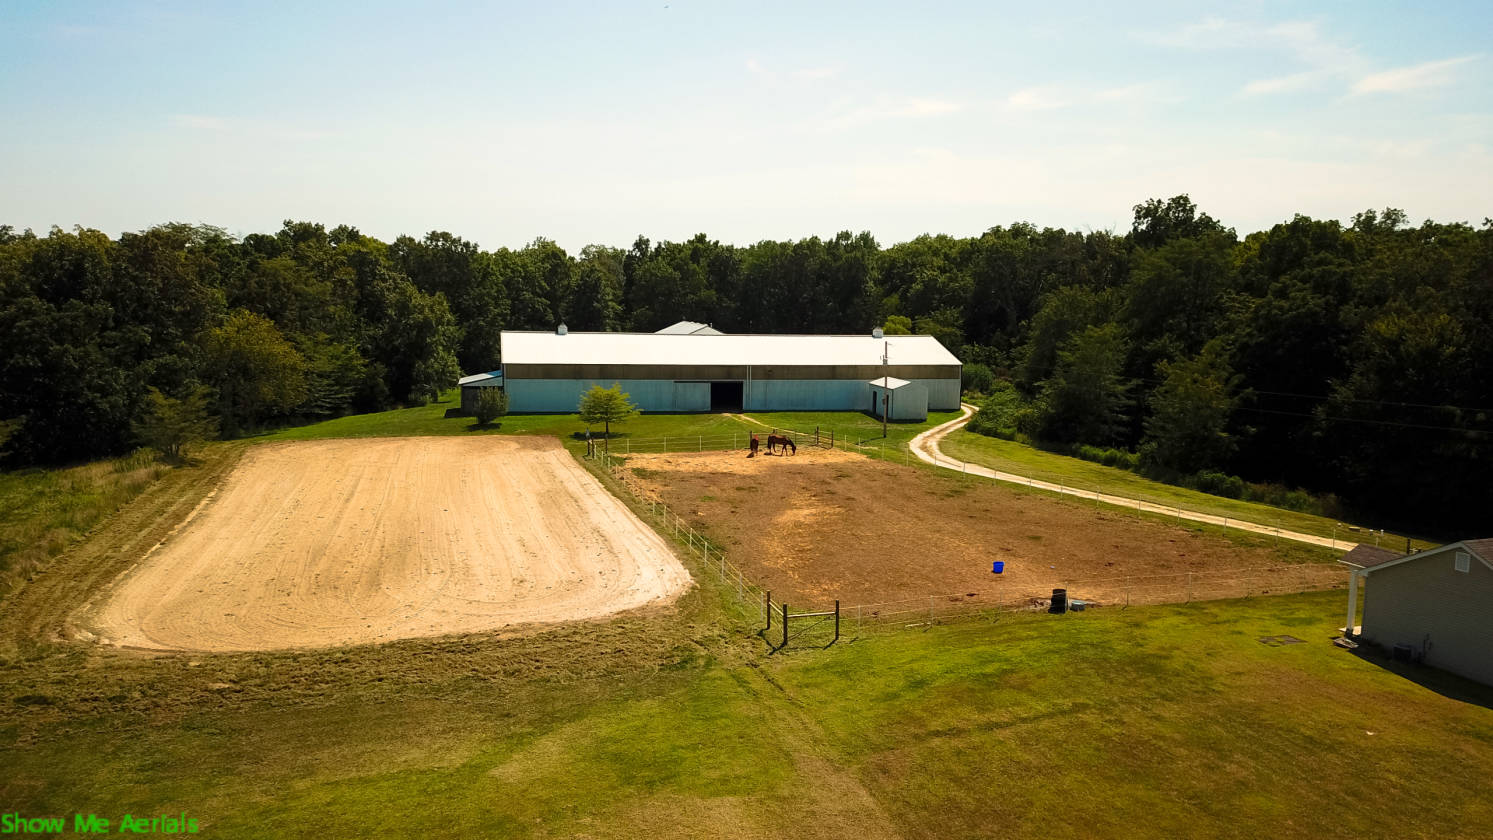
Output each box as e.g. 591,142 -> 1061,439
710,381 -> 743,411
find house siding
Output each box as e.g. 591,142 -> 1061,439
1360,546 -> 1493,686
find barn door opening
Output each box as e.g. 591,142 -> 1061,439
710,381 -> 743,411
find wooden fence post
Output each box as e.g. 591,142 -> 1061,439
765,591 -> 772,631
781,602 -> 789,649
834,600 -> 840,643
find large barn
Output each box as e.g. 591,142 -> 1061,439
491,326 -> 961,414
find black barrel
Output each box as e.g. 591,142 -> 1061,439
1049,588 -> 1068,614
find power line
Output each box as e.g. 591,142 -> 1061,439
1132,375 -> 1492,414
1234,406 -> 1493,436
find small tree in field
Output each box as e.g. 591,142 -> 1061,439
134,386 -> 219,461
578,383 -> 639,456
474,388 -> 508,426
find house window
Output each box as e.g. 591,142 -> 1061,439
1455,552 -> 1471,573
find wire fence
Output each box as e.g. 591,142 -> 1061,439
605,459 -> 769,624
600,450 -> 1351,647
596,426 -> 831,456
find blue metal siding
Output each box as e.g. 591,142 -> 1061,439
506,376 -> 961,413
507,379 -> 709,412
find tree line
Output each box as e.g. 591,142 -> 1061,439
0,196 -> 1488,534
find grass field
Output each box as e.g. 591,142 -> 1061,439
0,448 -> 174,603
939,430 -> 1436,550
254,391 -> 961,458
4,589 -> 1490,839
258,391 -> 760,447
2,398 -> 1482,838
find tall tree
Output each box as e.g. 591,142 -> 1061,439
1037,323 -> 1132,446
199,310 -> 308,435
1141,343 -> 1242,474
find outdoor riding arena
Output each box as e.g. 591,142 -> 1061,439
620,444 -> 1344,620
78,437 -> 692,652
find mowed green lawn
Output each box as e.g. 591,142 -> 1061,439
939,430 -> 1436,550
4,592 -> 1490,839
255,390 -> 746,445
253,390 -> 960,457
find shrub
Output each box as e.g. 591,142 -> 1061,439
1191,470 -> 1246,499
967,381 -> 1026,440
474,388 -> 508,426
961,363 -> 995,396
1074,444 -> 1139,471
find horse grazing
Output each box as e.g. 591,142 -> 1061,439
766,434 -> 796,455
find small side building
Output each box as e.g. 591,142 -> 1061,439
1341,538 -> 1493,686
867,376 -> 928,422
458,370 -> 503,414
655,320 -> 725,335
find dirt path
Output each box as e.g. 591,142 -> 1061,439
82,437 -> 692,652
911,404 -> 1354,551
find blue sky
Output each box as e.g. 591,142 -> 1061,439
1,1 -> 1489,250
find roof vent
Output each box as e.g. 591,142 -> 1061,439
556,323 -> 568,335
872,327 -> 884,339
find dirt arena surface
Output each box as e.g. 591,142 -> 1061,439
83,437 -> 691,652
625,447 -> 1334,609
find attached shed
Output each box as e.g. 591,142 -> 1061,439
867,376 -> 928,422
1341,538 -> 1493,686
655,320 -> 725,335
458,370 -> 503,414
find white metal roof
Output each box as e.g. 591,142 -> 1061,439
654,320 -> 724,335
868,376 -> 916,389
499,331 -> 960,368
458,371 -> 502,385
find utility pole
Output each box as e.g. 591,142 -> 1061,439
881,339 -> 889,439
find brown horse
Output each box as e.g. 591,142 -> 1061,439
766,434 -> 796,455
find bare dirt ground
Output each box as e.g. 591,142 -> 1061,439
82,437 -> 692,652
625,447 -> 1339,611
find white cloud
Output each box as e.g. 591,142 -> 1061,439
1093,82 -> 1181,105
746,57 -> 845,81
1143,17 -> 1373,97
169,114 -> 327,141
815,97 -> 963,130
1241,72 -> 1318,96
793,65 -> 843,80
1006,87 -> 1067,111
171,114 -> 229,131
1351,55 -> 1479,94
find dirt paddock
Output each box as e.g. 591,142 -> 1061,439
625,447 -> 1338,610
82,437 -> 691,652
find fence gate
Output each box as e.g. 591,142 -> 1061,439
764,591 -> 840,651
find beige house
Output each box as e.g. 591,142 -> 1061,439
1341,539 -> 1493,686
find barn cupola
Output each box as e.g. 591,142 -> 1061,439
556,323 -> 568,335
872,326 -> 884,339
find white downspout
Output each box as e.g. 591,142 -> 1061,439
1345,570 -> 1361,637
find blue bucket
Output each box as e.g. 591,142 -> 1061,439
992,561 -> 1005,574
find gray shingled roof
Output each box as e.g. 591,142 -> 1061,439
1339,544 -> 1404,568
1463,538 -> 1493,561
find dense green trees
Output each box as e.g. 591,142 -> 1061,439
0,198 -> 1488,533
